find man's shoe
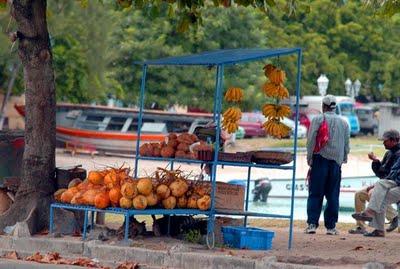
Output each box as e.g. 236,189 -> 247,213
348,226 -> 366,234
326,228 -> 339,235
352,212 -> 373,222
305,224 -> 317,234
363,229 -> 384,237
386,216 -> 398,233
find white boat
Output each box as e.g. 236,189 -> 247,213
228,176 -> 379,210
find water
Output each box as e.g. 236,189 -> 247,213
231,176 -> 380,223
249,198 -> 356,223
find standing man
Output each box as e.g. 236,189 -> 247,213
305,95 -> 350,235
348,130 -> 400,235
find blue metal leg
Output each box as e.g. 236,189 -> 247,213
167,215 -> 171,236
124,213 -> 130,241
83,210 -> 88,241
49,205 -> 54,234
288,48 -> 303,250
91,211 -> 95,230
244,166 -> 252,227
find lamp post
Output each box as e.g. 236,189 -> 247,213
317,74 -> 329,96
345,78 -> 361,99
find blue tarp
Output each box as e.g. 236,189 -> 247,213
137,48 -> 301,66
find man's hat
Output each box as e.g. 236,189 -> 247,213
322,95 -> 337,109
378,129 -> 400,141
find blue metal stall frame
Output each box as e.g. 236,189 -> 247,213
133,48 -> 302,249
49,48 -> 302,249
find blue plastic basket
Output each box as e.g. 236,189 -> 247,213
221,226 -> 275,250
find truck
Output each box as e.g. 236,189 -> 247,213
301,95 -> 360,136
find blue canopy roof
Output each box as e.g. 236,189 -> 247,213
138,48 -> 301,66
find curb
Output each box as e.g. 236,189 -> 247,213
0,236 -> 319,269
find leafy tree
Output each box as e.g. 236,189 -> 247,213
0,0 -> 310,235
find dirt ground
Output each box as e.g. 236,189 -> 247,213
264,223 -> 400,268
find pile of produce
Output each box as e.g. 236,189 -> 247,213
222,87 -> 244,134
261,64 -> 291,138
54,166 -> 211,211
139,132 -> 199,159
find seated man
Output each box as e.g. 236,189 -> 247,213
352,152 -> 400,237
349,130 -> 400,234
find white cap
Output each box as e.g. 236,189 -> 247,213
322,94 -> 337,109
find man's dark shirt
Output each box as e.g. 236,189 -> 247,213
374,144 -> 400,183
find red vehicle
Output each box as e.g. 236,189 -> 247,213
292,108 -> 321,131
239,112 -> 266,138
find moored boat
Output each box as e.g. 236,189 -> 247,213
15,103 -> 212,154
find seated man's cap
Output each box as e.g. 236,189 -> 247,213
322,95 -> 337,109
379,129 -> 400,141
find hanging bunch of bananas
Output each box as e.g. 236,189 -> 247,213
224,87 -> 244,102
261,64 -> 289,99
262,119 -> 291,139
261,63 -> 292,139
263,64 -> 286,84
262,104 -> 291,120
261,82 -> 289,99
222,106 -> 242,134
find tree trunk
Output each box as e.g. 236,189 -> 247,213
0,0 -> 56,234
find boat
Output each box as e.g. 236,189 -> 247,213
228,175 -> 379,210
14,103 -> 212,154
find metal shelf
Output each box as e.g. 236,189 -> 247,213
50,203 -> 213,241
216,210 -> 291,219
216,161 -> 294,170
137,155 -> 209,165
137,156 -> 293,170
51,203 -> 212,216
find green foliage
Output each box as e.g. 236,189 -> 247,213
183,229 -> 202,244
2,0 -> 400,108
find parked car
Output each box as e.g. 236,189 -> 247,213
281,117 -> 307,139
355,106 -> 378,135
239,112 -> 266,138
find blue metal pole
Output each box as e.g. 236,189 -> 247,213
49,205 -> 54,234
134,64 -> 148,178
124,212 -> 130,241
208,64 -> 224,236
212,65 -> 219,122
91,212 -> 95,230
244,166 -> 252,227
288,49 -> 302,249
83,210 -> 88,240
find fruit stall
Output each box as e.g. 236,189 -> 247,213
49,48 -> 302,249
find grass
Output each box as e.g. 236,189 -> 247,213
232,136 -> 384,156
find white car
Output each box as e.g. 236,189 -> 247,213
281,117 -> 307,139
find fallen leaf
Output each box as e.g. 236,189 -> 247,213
25,252 -> 43,262
4,251 -> 19,260
116,262 -> 139,269
41,252 -> 60,264
352,246 -> 364,251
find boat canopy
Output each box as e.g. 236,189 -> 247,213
136,48 -> 301,66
